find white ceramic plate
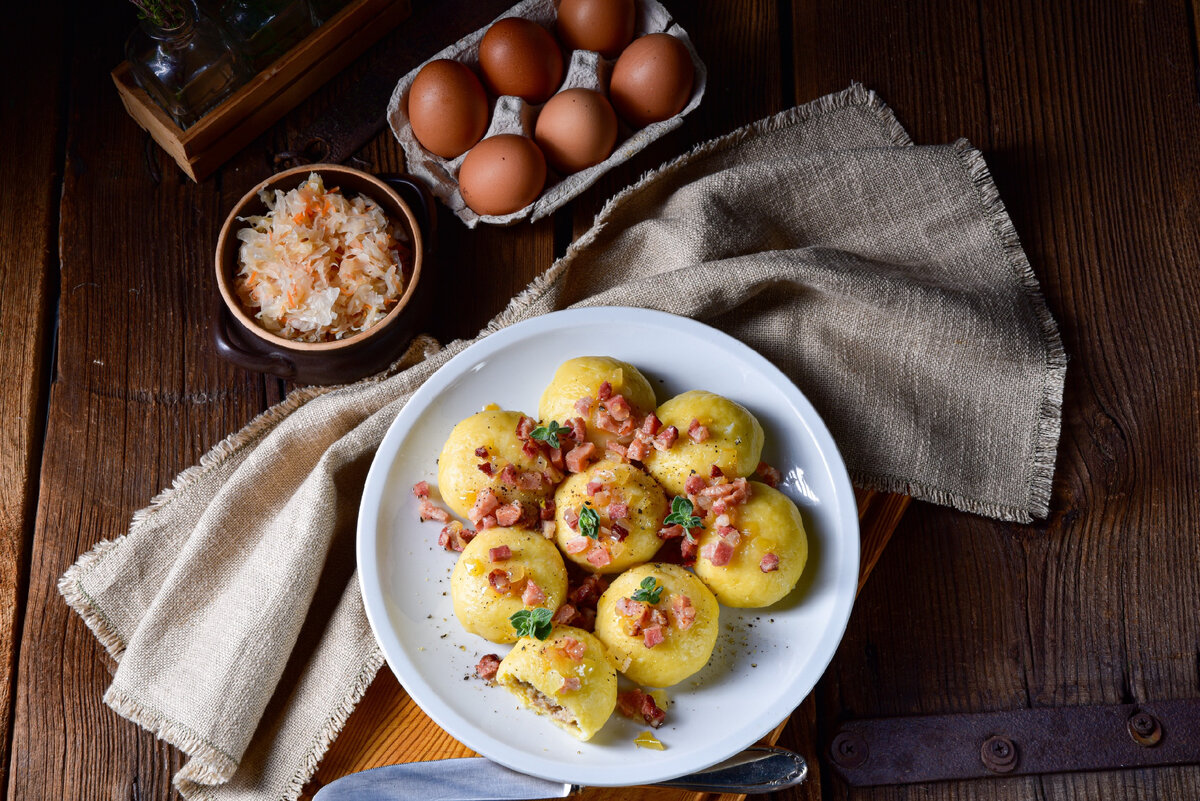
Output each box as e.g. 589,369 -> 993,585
358,307 -> 859,787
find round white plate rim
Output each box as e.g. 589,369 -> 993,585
357,306 -> 860,787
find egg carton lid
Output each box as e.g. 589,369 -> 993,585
386,0 -> 707,228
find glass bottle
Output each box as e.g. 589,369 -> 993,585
219,0 -> 315,73
126,2 -> 251,129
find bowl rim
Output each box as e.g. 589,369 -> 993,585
214,163 -> 424,353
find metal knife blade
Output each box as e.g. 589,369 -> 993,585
312,746 -> 808,800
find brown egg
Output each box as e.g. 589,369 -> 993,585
609,33 -> 695,128
478,18 -> 564,105
534,88 -> 618,174
458,135 -> 547,216
556,0 -> 636,59
407,59 -> 490,159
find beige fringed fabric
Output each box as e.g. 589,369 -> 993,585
60,84 -> 1064,800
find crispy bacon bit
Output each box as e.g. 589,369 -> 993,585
680,536 -> 699,562
574,397 -> 593,416
643,625 -> 665,648
640,413 -> 661,435
565,442 -> 598,473
598,381 -> 613,401
475,653 -> 501,681
498,463 -> 519,486
419,498 -> 452,523
541,520 -> 557,539
685,474 -> 707,496
756,461 -> 782,488
549,447 -> 565,470
565,536 -> 591,554
474,446 -> 489,459
671,594 -> 696,630
653,426 -> 678,450
516,416 -> 535,440
489,545 -> 512,562
412,481 -> 431,499
608,503 -> 629,521
595,409 -> 621,434
522,579 -> 545,606
607,394 -> 632,421
517,470 -> 544,490
760,553 -> 781,573
586,546 -> 612,568
616,597 -> 649,620
617,689 -> 666,728
477,462 -> 494,476
710,465 -> 724,478
658,523 -> 685,540
606,441 -> 629,460
626,438 -> 649,462
649,608 -> 668,627
569,416 -> 587,441
585,481 -> 604,496
688,418 -> 710,443
701,539 -> 734,566
570,574 -> 608,607
574,607 -> 597,631
495,501 -> 523,527
479,514 -> 498,530
553,603 -> 579,624
611,522 -> 629,541
558,676 -> 581,694
438,522 -> 475,552
488,569 -> 511,594
561,637 -> 586,661
522,439 -> 540,458
540,499 -> 556,520
564,507 -> 580,530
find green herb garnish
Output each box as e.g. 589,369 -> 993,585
530,420 -> 570,449
579,505 -> 600,539
510,607 -> 554,640
631,576 -> 663,605
664,496 -> 703,529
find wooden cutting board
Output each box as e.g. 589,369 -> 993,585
305,489 -> 909,801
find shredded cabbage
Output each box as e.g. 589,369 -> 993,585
234,172 -> 409,342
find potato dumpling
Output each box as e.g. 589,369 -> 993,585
496,625 -> 617,741
451,527 -> 567,643
554,460 -> 668,574
593,563 -> 719,687
538,356 -> 657,449
643,390 -> 764,497
438,409 -> 553,520
693,481 -> 807,608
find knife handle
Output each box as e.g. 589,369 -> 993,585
643,746 -> 808,795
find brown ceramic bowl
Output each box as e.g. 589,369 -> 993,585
213,164 -> 435,385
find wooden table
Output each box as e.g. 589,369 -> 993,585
4,0 -> 1200,799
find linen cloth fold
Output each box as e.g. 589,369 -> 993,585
60,84 -> 1065,801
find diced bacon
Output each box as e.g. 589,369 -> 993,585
711,499 -> 728,516
701,482 -> 736,498
648,608 -> 668,627
497,463 -> 518,486
475,653 -> 501,681
611,523 -> 629,541
479,514 -> 497,530
488,569 -> 510,594
617,417 -> 636,436
643,625 -> 665,648
586,481 -> 604,496
671,594 -> 696,630
522,439 -> 540,458
489,545 -> 512,562
438,522 -> 475,552
561,637 -> 585,661
688,418 -> 710,443
570,574 -> 608,607
710,465 -> 724,478
718,526 -> 742,546
595,409 -> 622,434
474,446 -> 489,459
658,524 -> 685,540
495,501 -> 523,527
549,447 -> 565,470
477,462 -> 494,476
522,579 -> 546,606
680,536 -> 699,562
592,490 -> 611,508
701,539 -> 734,566
640,413 -> 661,435
756,461 -> 782,488
685,474 -> 707,496
565,536 -> 591,554
586,546 -> 612,568
543,463 -> 565,484
640,693 -> 666,728
516,416 -> 535,440
574,397 -> 593,416
558,676 -> 581,694
653,426 -> 678,450
517,470 -> 544,490
565,442 -> 598,473
616,597 -> 649,620
606,394 -> 632,421
598,381 -> 613,401
617,690 -> 666,728
760,552 -> 780,572
626,438 -> 649,462
608,502 -> 629,520
412,481 -> 430,499
540,499 -> 556,520
574,606 -> 597,631
714,513 -> 731,528
606,441 -> 628,460
553,603 -> 579,624
569,416 -> 587,441
541,520 -> 557,539
564,507 -> 580,530
419,498 -> 451,523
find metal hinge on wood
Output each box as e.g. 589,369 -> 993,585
827,698 -> 1200,786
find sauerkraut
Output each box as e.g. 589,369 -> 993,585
234,172 -> 410,342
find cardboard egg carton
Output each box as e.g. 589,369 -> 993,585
386,0 -> 707,227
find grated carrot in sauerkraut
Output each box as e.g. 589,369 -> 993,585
234,172 -> 410,342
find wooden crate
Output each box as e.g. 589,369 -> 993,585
112,0 -> 411,181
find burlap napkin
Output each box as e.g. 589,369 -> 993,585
60,84 -> 1065,800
